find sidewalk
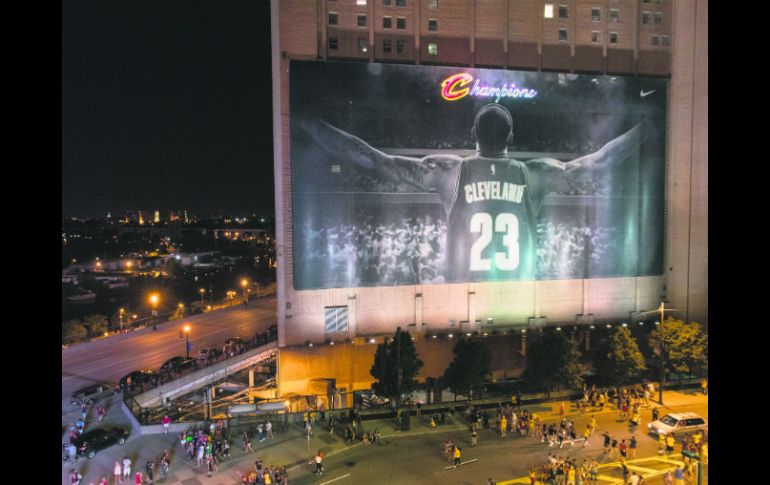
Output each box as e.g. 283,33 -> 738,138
154,389 -> 706,484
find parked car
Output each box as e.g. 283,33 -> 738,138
197,348 -> 223,361
648,412 -> 708,437
119,370 -> 159,391
159,356 -> 198,374
71,382 -> 118,406
71,427 -> 129,458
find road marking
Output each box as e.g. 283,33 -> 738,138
319,473 -> 351,485
443,458 -> 479,470
497,455 -> 691,485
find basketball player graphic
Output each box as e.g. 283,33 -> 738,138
299,103 -> 642,283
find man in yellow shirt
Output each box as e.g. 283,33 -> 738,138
665,433 -> 676,455
500,416 -> 507,437
453,445 -> 462,466
658,433 -> 666,454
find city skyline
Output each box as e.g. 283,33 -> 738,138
62,1 -> 273,218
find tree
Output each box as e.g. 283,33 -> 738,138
442,337 -> 492,401
592,326 -> 647,387
649,317 -> 708,380
522,329 -> 582,397
63,318 -> 87,341
370,328 -> 423,408
82,314 -> 108,338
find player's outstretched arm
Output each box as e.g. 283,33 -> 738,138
297,118 -> 432,191
562,122 -> 642,178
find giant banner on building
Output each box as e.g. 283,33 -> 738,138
290,61 -> 666,290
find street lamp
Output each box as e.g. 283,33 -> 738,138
125,261 -> 133,272
149,293 -> 160,317
241,278 -> 249,305
199,288 -> 205,309
184,324 -> 191,359
119,308 -> 125,332
641,301 -> 680,405
178,303 -> 185,318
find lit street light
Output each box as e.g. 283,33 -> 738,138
119,308 -> 125,333
241,278 -> 249,306
184,324 -> 191,359
149,293 -> 160,317
199,288 -> 205,309
641,300 -> 681,405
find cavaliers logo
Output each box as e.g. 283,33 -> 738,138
441,73 -> 474,101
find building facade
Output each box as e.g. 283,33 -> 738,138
271,0 -> 707,348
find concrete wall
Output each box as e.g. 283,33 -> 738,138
282,276 -> 663,345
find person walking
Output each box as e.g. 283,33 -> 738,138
243,431 -> 254,453
629,436 -> 638,459
314,449 -> 324,475
266,420 -> 273,439
665,433 -> 675,455
583,426 -> 591,447
145,460 -> 155,485
206,455 -> 215,478
160,458 -> 169,482
500,416 -> 507,437
453,445 -> 462,467
257,422 -> 265,443
700,441 -> 708,465
114,461 -> 123,484
98,477 -> 108,485
134,471 -> 142,485
658,432 -> 666,454
96,404 -> 106,422
122,456 -> 132,481
162,415 -> 171,434
69,469 -> 82,485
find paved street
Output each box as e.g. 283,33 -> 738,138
62,296 -> 277,429
62,389 -> 706,485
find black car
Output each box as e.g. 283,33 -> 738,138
71,382 -> 118,406
71,427 -> 129,458
119,370 -> 159,391
159,356 -> 198,375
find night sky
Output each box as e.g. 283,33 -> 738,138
62,1 -> 273,218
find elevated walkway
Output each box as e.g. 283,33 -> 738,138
133,342 -> 278,407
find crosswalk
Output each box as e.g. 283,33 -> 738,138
497,455 -> 690,484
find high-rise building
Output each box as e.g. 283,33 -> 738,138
153,210 -> 160,224
138,211 -> 145,225
270,0 -> 706,378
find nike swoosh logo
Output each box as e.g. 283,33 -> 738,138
640,89 -> 656,97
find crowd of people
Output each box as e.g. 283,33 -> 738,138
535,222 -> 623,279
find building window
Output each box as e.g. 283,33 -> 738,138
591,31 -> 600,43
654,12 -> 663,24
324,306 -> 348,334
383,0 -> 391,5
328,12 -> 338,25
428,42 -> 438,56
661,35 -> 670,46
357,0 -> 367,5
610,9 -> 619,22
358,38 -> 368,53
428,0 -> 438,10
544,3 -> 554,18
642,12 -> 651,24
559,28 -> 568,41
609,32 -> 618,44
396,0 -> 405,6
357,14 -> 367,27
428,19 -> 437,31
396,39 -> 406,53
651,35 -> 659,46
383,16 -> 392,29
397,17 -> 406,29
328,36 -> 338,49
559,5 -> 568,19
383,39 -> 392,53
591,8 -> 600,21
